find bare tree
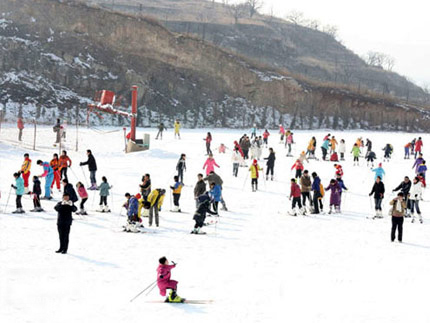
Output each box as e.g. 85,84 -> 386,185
384,56 -> 395,71
229,2 -> 247,24
246,0 -> 263,18
322,24 -> 338,39
307,19 -> 321,31
285,10 -> 305,26
364,51 -> 395,71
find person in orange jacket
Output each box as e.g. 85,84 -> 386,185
59,150 -> 72,181
21,153 -> 32,193
291,159 -> 304,179
17,117 -> 24,141
50,153 -> 61,191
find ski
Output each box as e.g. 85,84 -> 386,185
169,210 -> 189,214
147,300 -> 213,304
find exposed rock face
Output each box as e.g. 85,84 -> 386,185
1,0 -> 429,131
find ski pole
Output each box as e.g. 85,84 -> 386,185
80,166 -> 89,187
169,187 -> 172,210
241,172 -> 249,191
4,186 -> 12,213
69,167 -> 79,182
130,279 -> 158,302
144,282 -> 158,296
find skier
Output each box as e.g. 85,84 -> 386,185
291,159 -> 304,179
336,174 -> 348,212
404,142 -> 412,159
325,179 -> 342,214
174,120 -> 181,139
203,171 -> 228,211
193,174 -> 206,206
311,172 -> 322,214
365,151 -> 376,167
209,182 -> 221,215
412,153 -> 424,174
176,154 -> 186,184
61,120 -> 67,141
170,176 -> 183,212
232,147 -> 242,177
371,163 -> 386,181
54,193 -> 77,254
339,139 -> 346,161
124,193 -> 139,224
37,160 -> 54,199
157,257 -> 183,303
204,132 -> 212,155
307,137 -> 316,158
203,154 -> 220,176
218,143 -> 226,154
279,124 -> 285,142
300,170 -> 313,210
321,138 -> 330,161
334,164 -> 344,178
409,176 -> 423,224
155,122 -> 166,140
389,193 -> 406,243
250,124 -> 257,139
286,132 -> 294,156
191,192 -> 218,234
392,176 -> 412,217
369,176 -> 385,219
255,136 -> 263,160
411,138 -> 416,156
17,117 -> 24,141
53,118 -> 62,144
249,159 -> 262,192
414,137 -> 423,158
62,179 -> 78,207
20,153 -> 32,193
264,148 -> 276,181
233,140 -> 244,159
382,144 -> 393,161
289,178 -> 303,216
11,172 -> 25,214
140,174 -> 151,202
76,182 -> 88,215
144,189 -> 166,227
80,150 -> 97,190
365,139 -> 372,155
417,160 -> 427,179
59,150 -> 72,182
50,153 -> 61,192
98,176 -> 111,212
263,129 -> 270,147
241,136 -> 251,160
329,136 -> 338,154
30,176 -> 43,212
323,133 -> 331,141
351,143 -> 360,166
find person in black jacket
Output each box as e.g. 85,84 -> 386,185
80,149 -> 97,190
193,174 -> 206,206
140,174 -> 151,202
55,193 -> 77,254
191,193 -> 218,234
62,179 -> 78,204
369,176 -> 385,218
393,176 -> 411,217
264,148 -> 276,181
176,154 -> 186,184
30,176 -> 43,212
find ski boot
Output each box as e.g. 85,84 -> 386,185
103,205 -> 111,213
12,208 -> 25,214
167,291 -> 184,303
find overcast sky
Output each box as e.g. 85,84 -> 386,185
228,0 -> 430,86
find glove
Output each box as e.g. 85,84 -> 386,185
369,193 -> 371,196
172,261 -> 177,265
11,184 -> 16,189
159,275 -> 164,279
79,162 -> 83,166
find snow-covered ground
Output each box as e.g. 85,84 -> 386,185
1,125 -> 430,323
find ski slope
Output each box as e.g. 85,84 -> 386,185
1,125 -> 430,323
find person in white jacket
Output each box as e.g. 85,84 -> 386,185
232,148 -> 243,177
410,177 -> 424,223
339,139 -> 346,161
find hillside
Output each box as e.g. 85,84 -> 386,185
90,0 -> 428,104
1,0 -> 430,131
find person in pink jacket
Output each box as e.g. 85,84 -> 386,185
157,257 -> 183,303
203,154 -> 220,175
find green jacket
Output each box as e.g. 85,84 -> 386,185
351,146 -> 360,157
99,182 -> 110,196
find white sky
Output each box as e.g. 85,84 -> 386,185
226,0 -> 430,86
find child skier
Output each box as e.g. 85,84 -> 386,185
76,182 -> 88,215
249,159 -> 262,192
263,129 -> 270,147
289,178 -> 303,216
176,154 -> 186,184
98,176 -> 111,212
334,164 -> 343,178
231,148 -> 242,177
404,142 -> 412,159
218,143 -> 226,154
204,132 -> 212,155
192,192 -> 218,234
209,182 -> 222,215
410,177 -> 423,224
366,151 -> 376,167
21,153 -> 32,193
12,172 -> 25,214
286,132 -> 294,156
123,193 -> 141,232
369,176 -> 385,219
291,159 -> 304,179
30,176 -> 43,212
264,148 -> 276,181
325,179 -> 342,214
157,257 -> 183,303
170,176 -> 184,212
351,143 -> 360,166
382,144 -> 393,161
417,160 -> 427,179
389,193 -> 406,242
144,189 -> 166,227
371,163 -> 385,181
37,160 -> 54,199
339,139 -> 346,161
50,153 -> 61,192
203,154 -> 220,176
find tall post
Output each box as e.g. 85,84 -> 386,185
131,85 -> 138,142
75,106 -> 79,152
33,118 -> 36,151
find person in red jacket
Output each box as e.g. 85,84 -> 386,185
157,257 -> 184,303
17,117 -> 24,141
334,164 -> 344,178
233,140 -> 244,158
50,153 -> 61,191
291,159 -> 304,179
289,178 -> 303,215
263,129 -> 270,147
415,137 -> 423,158
58,150 -> 72,181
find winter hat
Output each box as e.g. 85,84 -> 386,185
135,193 -> 142,200
378,163 -> 382,167
253,159 -> 258,165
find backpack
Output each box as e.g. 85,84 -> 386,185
319,184 -> 325,197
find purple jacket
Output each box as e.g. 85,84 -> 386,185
325,182 -> 342,206
413,157 -> 424,173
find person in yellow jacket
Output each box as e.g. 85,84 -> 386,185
144,188 -> 166,227
170,176 -> 183,212
249,159 -> 263,192
21,153 -> 32,193
329,136 -> 338,154
174,119 -> 181,139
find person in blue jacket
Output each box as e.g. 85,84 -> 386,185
209,182 -> 222,215
311,172 -> 322,214
417,160 -> 427,179
321,139 -> 330,161
124,193 -> 139,222
36,160 -> 54,199
371,163 -> 386,181
12,172 -> 25,213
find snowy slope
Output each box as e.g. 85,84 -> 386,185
1,125 -> 430,323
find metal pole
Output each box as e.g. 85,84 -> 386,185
33,118 -> 36,151
131,85 -> 138,141
76,106 -> 79,152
